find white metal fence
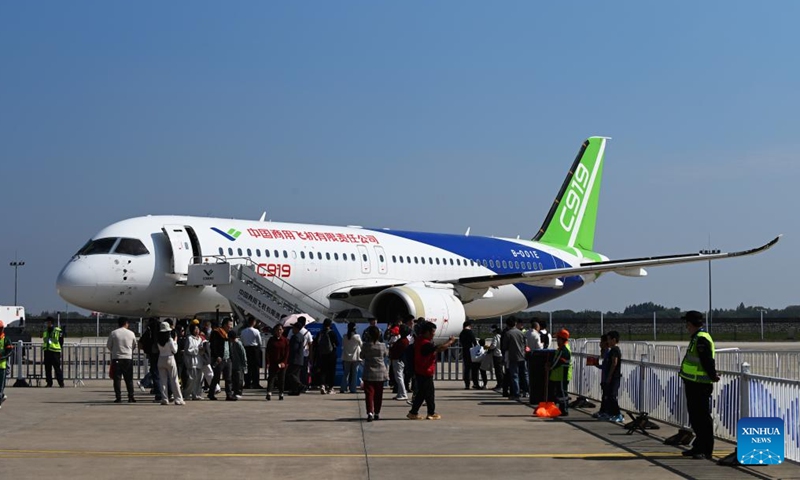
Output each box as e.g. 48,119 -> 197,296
569,341 -> 800,463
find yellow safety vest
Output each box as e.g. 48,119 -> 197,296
43,327 -> 62,353
679,331 -> 715,383
0,336 -> 8,369
550,342 -> 572,382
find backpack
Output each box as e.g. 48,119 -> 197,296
317,331 -> 334,355
540,330 -> 550,349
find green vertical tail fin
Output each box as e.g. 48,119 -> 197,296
533,136 -> 609,252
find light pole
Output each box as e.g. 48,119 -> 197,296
699,249 -> 720,333
10,260 -> 25,305
760,309 -> 766,341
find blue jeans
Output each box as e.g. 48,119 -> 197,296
507,360 -> 520,397
341,360 -> 360,393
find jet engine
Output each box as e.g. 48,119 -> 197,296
369,283 -> 465,342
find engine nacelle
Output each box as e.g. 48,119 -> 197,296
369,283 -> 465,343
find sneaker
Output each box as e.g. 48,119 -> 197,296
279,394 -> 284,400
175,400 -> 185,406
367,413 -> 374,422
374,413 -> 380,421
128,397 -> 136,403
594,413 -> 610,420
235,395 -> 243,399
208,395 -> 218,401
426,413 -> 442,420
266,393 -> 272,401
610,414 -> 625,423
327,389 -> 336,395
226,396 -> 238,401
320,387 -> 327,395
113,398 -> 122,403
138,382 -> 146,392
393,395 -> 408,401
407,413 -> 423,420
160,400 -> 169,405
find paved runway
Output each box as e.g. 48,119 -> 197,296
1,381 -> 798,479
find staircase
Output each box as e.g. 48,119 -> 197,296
186,258 -> 329,327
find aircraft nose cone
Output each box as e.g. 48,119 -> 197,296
56,260 -> 98,306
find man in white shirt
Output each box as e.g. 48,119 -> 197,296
240,317 -> 264,389
294,316 -> 313,392
107,318 -> 137,403
526,320 -> 544,351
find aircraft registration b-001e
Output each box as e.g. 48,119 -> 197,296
57,137 -> 780,342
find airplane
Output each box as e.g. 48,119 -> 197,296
56,137 -> 780,341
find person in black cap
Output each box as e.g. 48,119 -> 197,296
678,310 -> 719,460
458,319 -> 481,389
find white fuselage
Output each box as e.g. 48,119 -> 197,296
57,215 -> 595,318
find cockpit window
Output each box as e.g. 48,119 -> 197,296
114,238 -> 150,256
77,237 -> 118,256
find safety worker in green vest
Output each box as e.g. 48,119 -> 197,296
0,320 -> 14,408
42,317 -> 65,388
548,329 -> 572,416
679,311 -> 719,460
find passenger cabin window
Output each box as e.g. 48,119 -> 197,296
362,254 -> 368,262
392,255 -> 396,263
237,248 -> 243,256
228,248 -> 234,256
247,248 -> 252,257
283,250 -> 288,258
114,238 -> 149,256
301,251 -> 305,259
77,237 -> 118,256
326,253 -> 331,260
399,256 -> 404,263
334,253 -> 339,260
351,254 -> 356,261
265,250 -> 270,258
218,247 -> 224,255
256,249 -> 261,257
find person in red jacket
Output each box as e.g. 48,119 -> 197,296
407,321 -> 456,420
265,324 -> 290,401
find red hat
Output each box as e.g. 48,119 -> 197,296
556,329 -> 570,340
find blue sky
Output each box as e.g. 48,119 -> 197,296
1,1 -> 797,315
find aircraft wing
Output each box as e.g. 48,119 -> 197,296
439,235 -> 781,290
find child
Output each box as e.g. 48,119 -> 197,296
605,331 -> 623,423
229,330 -> 248,399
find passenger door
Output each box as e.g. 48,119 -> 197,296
162,225 -> 195,275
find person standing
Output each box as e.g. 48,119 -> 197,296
182,324 -> 204,400
548,329 -> 572,416
265,324 -> 289,400
501,317 -> 525,400
458,320 -> 481,390
241,317 -> 263,389
679,311 -> 719,460
0,321 -> 14,409
389,324 -> 410,400
487,326 -> 504,391
286,324 -> 306,396
314,318 -> 339,394
340,322 -> 362,394
156,322 -> 184,406
407,321 -> 457,420
604,331 -> 623,423
361,325 -> 389,422
208,317 -> 234,401
229,330 -> 247,399
42,317 -> 65,388
107,317 -> 137,403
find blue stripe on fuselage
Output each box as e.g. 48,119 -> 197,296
367,229 -> 584,308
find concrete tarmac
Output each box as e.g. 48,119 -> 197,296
1,381 -> 798,480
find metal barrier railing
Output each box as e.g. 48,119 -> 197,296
568,339 -> 800,462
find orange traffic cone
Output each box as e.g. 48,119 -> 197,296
534,367 -> 560,417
